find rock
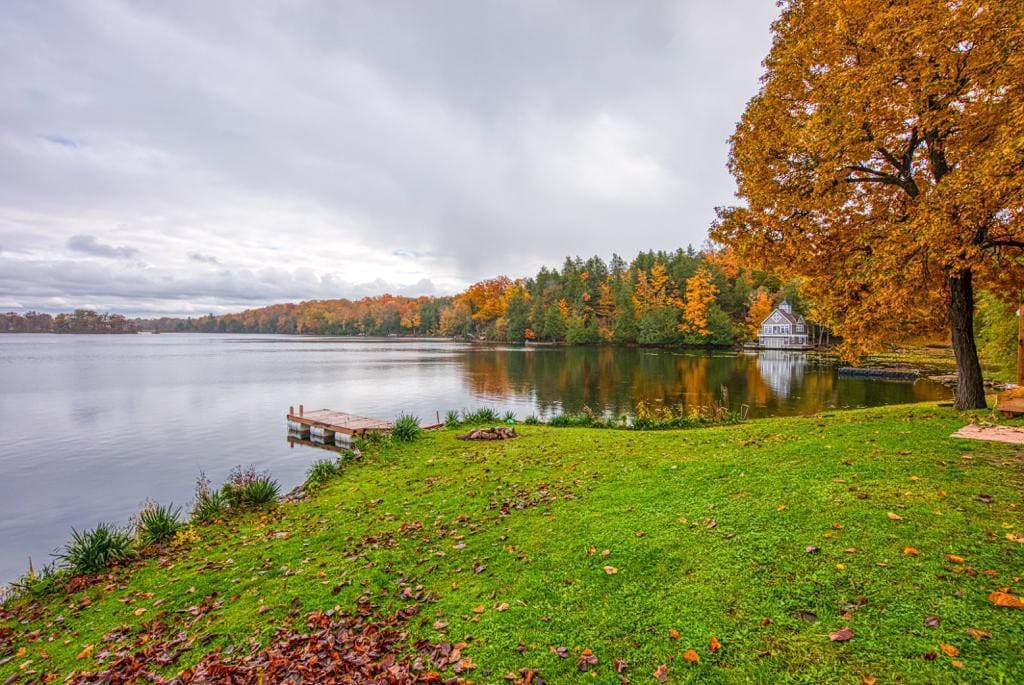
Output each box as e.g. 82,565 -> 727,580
457,426 -> 519,441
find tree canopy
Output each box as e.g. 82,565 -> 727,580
713,0 -> 1024,408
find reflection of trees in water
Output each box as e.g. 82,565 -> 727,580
457,348 -> 951,418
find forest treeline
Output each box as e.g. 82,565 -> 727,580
154,247 -> 807,345
1,309 -> 138,334
2,247 -> 1015,365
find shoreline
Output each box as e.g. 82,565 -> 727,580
3,400 -> 1022,682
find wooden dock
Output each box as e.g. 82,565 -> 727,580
837,366 -> 920,381
286,405 -> 393,446
286,405 -> 443,448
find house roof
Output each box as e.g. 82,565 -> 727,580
760,306 -> 806,328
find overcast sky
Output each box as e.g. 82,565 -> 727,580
0,1 -> 780,317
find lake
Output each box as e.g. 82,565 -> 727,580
0,334 -> 951,583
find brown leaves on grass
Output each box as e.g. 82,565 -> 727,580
939,643 -> 960,657
829,627 -> 854,642
966,627 -> 992,640
682,649 -> 700,663
653,663 -> 669,681
576,648 -> 598,671
886,512 -> 903,521
988,591 -> 1024,609
945,554 -> 966,564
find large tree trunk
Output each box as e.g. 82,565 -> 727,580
948,270 -> 987,410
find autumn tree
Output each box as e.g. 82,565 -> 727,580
678,267 -> 719,336
745,290 -> 774,339
713,0 -> 1024,408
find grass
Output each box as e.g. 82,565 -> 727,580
135,503 -> 183,547
53,523 -> 134,576
3,402 -> 1023,683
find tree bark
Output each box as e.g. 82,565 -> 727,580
948,270 -> 987,409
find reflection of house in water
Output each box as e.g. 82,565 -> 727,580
757,350 -> 807,397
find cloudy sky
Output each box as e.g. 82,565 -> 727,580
0,1 -> 779,317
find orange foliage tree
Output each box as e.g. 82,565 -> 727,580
745,290 -> 774,339
713,0 -> 1024,408
678,267 -> 719,336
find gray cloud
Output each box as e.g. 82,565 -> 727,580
0,0 -> 780,317
66,234 -> 139,259
187,251 -> 220,264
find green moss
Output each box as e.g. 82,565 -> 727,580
4,402 -> 1023,683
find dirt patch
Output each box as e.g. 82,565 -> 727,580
951,424 -> 1024,445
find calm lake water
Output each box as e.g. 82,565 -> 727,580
0,334 -> 951,583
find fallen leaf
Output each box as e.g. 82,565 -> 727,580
472,605 -> 485,614
806,545 -> 820,554
966,627 -> 991,640
614,658 -> 629,673
709,636 -> 721,652
15,647 -> 26,658
988,591 -> 1024,609
683,649 -> 700,663
495,602 -> 509,612
945,554 -> 966,564
133,607 -> 146,616
940,643 -> 960,657
577,647 -> 598,671
76,645 -> 93,660
668,628 -> 680,639
903,547 -> 919,556
829,627 -> 854,642
924,615 -> 940,628
887,512 -> 903,521
603,566 -> 618,575
1005,532 -> 1024,544
951,660 -> 964,668
861,676 -> 877,685
653,664 -> 669,681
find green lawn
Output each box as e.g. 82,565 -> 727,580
2,403 -> 1023,683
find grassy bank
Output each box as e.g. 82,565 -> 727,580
2,403 -> 1023,683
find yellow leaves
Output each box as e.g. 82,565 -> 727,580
471,605 -> 485,614
886,512 -> 903,521
132,607 -> 147,616
988,591 -> 1024,609
1006,532 -> 1024,544
76,644 -> 93,660
709,636 -> 721,652
945,554 -> 966,564
668,628 -> 680,640
965,627 -> 992,640
939,643 -> 960,658
903,547 -> 919,555
15,647 -> 26,658
603,566 -> 618,575
682,649 -> 700,663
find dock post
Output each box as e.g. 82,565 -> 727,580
289,405 -> 294,416
299,404 -> 304,417
436,410 -> 440,426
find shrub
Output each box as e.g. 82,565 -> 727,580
523,414 -> 540,425
392,414 -> 422,442
55,523 -> 134,575
191,473 -> 228,523
463,407 -> 499,424
220,465 -> 279,508
354,430 -> 392,452
191,490 -> 227,523
444,410 -> 462,428
305,458 -> 341,490
502,410 -> 517,423
239,477 -> 280,507
4,562 -> 67,603
137,502 -> 183,546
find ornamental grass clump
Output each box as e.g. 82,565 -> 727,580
55,523 -> 134,575
136,502 -> 183,546
391,414 -> 422,442
220,465 -> 280,508
462,407 -> 499,424
444,410 -> 462,428
305,458 -> 342,490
